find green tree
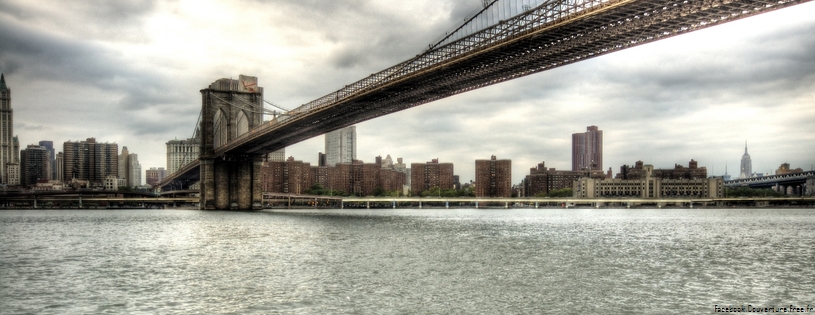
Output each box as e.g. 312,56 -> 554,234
547,188 -> 573,198
725,187 -> 783,197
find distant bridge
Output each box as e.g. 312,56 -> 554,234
157,0 -> 811,209
725,171 -> 815,195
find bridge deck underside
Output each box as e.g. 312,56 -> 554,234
160,0 -> 807,188
223,0 -> 803,156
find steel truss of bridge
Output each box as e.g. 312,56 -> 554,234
725,170 -> 815,189
158,0 -> 811,191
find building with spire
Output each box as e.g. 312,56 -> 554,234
740,142 -> 752,179
0,74 -> 19,185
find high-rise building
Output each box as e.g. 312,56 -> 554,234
475,155 -> 512,197
20,145 -> 48,186
572,125 -> 603,172
166,137 -> 200,174
145,167 -> 167,186
38,141 -> 56,180
324,126 -> 356,167
55,152 -> 64,182
6,162 -> 19,186
740,142 -> 752,179
118,147 -> 142,187
128,153 -> 141,187
267,148 -> 285,162
63,138 -> 118,185
0,74 -> 19,185
119,146 -> 130,184
410,159 -> 454,194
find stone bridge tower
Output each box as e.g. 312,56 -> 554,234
199,75 -> 264,210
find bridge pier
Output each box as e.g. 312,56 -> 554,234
200,155 -> 264,210
198,76 -> 265,210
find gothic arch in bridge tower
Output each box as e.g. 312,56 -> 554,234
213,108 -> 228,149
235,110 -> 249,139
199,75 -> 265,210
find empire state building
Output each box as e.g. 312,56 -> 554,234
739,142 -> 752,179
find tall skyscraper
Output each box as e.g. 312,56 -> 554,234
166,137 -> 200,174
475,155 -> 512,197
0,74 -> 19,185
572,125 -> 603,172
63,138 -> 118,184
55,152 -> 64,182
740,142 -> 752,179
119,147 -> 142,187
324,126 -> 356,167
20,145 -> 48,186
119,146 -> 130,184
38,140 -> 56,180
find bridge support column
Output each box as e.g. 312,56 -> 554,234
200,155 -> 264,210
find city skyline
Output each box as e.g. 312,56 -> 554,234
0,1 -> 813,185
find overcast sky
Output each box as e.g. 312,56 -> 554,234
1,0 -> 813,185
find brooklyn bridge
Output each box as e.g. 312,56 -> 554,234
156,0 -> 811,210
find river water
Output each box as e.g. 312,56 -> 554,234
0,208 -> 813,314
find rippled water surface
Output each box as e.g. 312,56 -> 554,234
1,208 -> 814,314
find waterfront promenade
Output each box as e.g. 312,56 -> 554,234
272,195 -> 815,209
